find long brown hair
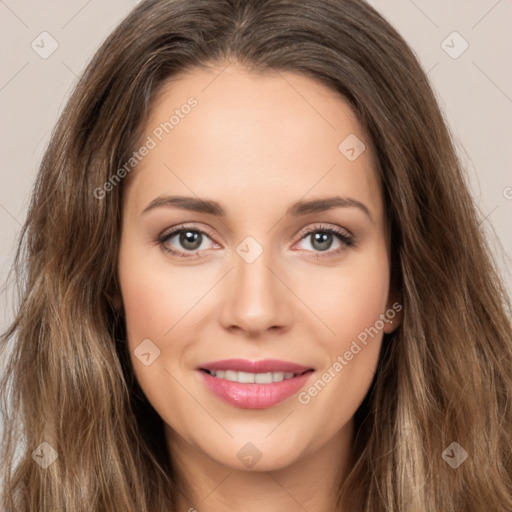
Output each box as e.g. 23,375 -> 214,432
2,1 -> 511,510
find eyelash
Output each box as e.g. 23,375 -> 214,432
156,223 -> 355,260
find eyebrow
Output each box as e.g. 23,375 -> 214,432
141,195 -> 372,221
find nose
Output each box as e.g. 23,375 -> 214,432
218,247 -> 294,337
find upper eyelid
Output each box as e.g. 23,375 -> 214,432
160,224 -> 217,242
297,223 -> 352,238
159,223 -> 353,249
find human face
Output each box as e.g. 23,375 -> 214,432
118,63 -> 395,472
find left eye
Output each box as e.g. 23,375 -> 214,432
298,230 -> 342,252
295,226 -> 355,255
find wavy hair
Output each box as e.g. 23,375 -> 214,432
1,0 -> 511,510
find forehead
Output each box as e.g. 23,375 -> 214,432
125,63 -> 383,224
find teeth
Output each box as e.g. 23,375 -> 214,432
272,372 -> 284,382
207,370 -> 298,383
225,370 -> 237,381
255,372 -> 272,384
238,371 -> 255,383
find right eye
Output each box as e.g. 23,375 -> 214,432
157,225 -> 220,258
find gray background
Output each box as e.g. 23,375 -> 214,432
1,0 -> 511,432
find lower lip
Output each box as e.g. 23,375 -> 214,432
199,370 -> 314,409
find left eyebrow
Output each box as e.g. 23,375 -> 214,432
285,196 -> 373,222
141,194 -> 372,222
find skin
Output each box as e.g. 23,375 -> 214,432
117,61 -> 400,512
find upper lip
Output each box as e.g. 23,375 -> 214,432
198,358 -> 313,374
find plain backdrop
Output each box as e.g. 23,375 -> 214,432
0,0 -> 511,434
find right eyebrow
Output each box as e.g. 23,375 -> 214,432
141,195 -> 225,216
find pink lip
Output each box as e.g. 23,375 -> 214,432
198,358 -> 312,374
197,359 -> 314,409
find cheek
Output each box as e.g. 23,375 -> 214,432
292,245 -> 389,426
117,242 -> 220,390
117,246 -> 195,423
330,252 -> 390,371
120,273 -> 172,351
117,240 -> 181,370
330,263 -> 389,341
299,243 -> 390,345
119,240 -> 208,341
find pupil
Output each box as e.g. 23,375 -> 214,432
180,230 -> 202,250
312,232 -> 332,251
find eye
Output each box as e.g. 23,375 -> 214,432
157,224 -> 219,258
294,223 -> 355,259
156,222 -> 355,260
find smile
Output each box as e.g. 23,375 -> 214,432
203,369 -> 305,383
197,359 -> 315,409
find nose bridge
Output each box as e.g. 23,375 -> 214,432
219,237 -> 292,333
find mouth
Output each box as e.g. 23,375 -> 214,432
197,359 -> 315,409
199,368 -> 312,384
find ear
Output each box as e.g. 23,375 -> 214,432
112,292 -> 122,310
382,293 -> 403,334
105,284 -> 123,311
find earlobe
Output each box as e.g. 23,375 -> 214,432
383,317 -> 400,334
106,287 -> 122,311
383,296 -> 403,334
112,293 -> 122,310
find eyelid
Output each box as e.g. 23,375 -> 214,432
291,222 -> 355,259
158,223 -> 218,243
295,222 -> 353,242
156,223 -> 220,258
157,222 -> 355,259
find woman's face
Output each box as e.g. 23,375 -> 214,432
118,63 -> 397,471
